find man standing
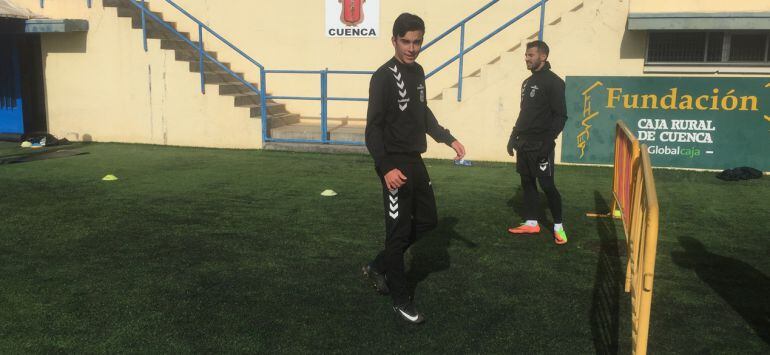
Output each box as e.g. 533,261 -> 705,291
506,40 -> 568,245
362,13 -> 466,324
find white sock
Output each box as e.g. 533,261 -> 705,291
525,220 -> 538,227
554,223 -> 564,232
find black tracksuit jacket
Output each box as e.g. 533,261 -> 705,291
365,57 -> 455,173
511,61 -> 568,144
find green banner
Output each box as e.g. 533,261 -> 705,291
562,76 -> 770,171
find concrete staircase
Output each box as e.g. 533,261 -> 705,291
264,0 -> 590,154
432,0 -> 586,103
424,0 -> 628,162
101,0 -> 597,156
102,0 -> 301,134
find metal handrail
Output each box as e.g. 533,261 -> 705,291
424,0 -> 548,101
39,0 -> 549,146
163,0 -> 264,70
127,1 -> 368,146
421,0 -> 499,53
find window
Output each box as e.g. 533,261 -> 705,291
646,31 -> 770,65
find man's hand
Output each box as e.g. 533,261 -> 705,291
507,131 -> 519,157
451,140 -> 466,161
384,169 -> 407,191
537,141 -> 556,160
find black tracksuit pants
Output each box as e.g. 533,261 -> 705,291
372,156 -> 437,305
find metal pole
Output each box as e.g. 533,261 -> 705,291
538,0 -> 546,41
40,0 -> 43,8
141,0 -> 148,52
198,24 -> 205,94
260,69 -> 269,143
458,23 -> 465,102
87,0 -> 92,8
321,69 -> 329,143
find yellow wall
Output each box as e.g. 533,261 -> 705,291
14,0 -> 770,158
17,0 -> 260,148
630,0 -> 770,13
17,0 -> 584,146
145,0 -> 583,118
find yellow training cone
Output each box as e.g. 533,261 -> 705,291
102,174 -> 119,181
320,189 -> 337,197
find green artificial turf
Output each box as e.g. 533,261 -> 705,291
0,142 -> 767,353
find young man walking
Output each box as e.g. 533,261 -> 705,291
362,13 -> 466,324
506,40 -> 569,245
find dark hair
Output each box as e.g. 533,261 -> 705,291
392,13 -> 425,38
526,40 -> 550,56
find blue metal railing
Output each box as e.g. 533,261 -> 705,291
124,0 -> 366,146
422,0 -> 548,101
39,0 -> 548,146
261,69 -> 372,144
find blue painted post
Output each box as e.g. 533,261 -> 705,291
538,0 -> 546,41
458,23 -> 465,102
260,69 -> 269,143
141,0 -> 148,52
198,24 -> 205,94
321,69 -> 329,143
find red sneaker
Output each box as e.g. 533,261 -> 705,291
507,224 -> 541,234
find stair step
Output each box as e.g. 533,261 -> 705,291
202,72 -> 244,84
218,82 -> 261,96
145,26 -> 190,41
161,39 -> 201,51
329,125 -> 365,143
131,17 -> 176,31
264,113 -> 301,127
175,49 -> 218,62
234,94 -> 269,107
103,0 -> 136,7
117,6 -> 163,21
263,142 -> 367,154
242,103 -> 289,118
188,60 -> 231,73
269,123 -> 334,141
268,122 -> 365,143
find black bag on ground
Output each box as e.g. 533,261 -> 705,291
716,167 -> 763,181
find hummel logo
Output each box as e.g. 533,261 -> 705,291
389,195 -> 398,203
539,162 -> 548,171
398,309 -> 419,322
389,211 -> 399,219
389,188 -> 398,195
389,203 -> 398,212
389,64 -> 408,111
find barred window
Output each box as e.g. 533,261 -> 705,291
646,31 -> 770,64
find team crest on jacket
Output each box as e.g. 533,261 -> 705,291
521,80 -> 528,99
418,83 -> 425,102
530,85 -> 539,98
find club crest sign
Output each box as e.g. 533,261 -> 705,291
326,0 -> 379,38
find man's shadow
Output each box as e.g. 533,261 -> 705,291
672,236 -> 769,344
506,184 -> 553,229
589,191 -> 625,355
405,217 -> 477,299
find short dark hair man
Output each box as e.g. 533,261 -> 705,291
506,40 -> 569,245
362,13 -> 466,324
